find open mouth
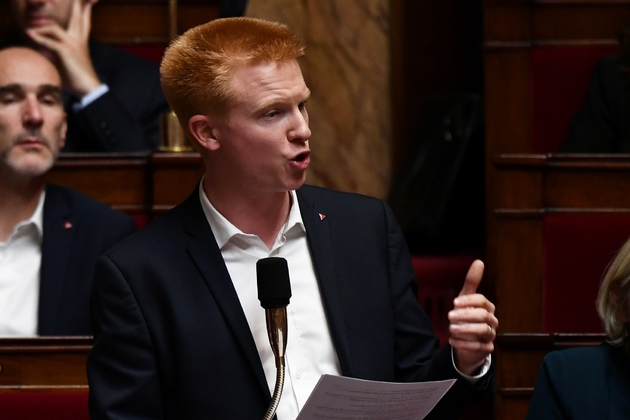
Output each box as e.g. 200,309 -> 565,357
293,151 -> 310,163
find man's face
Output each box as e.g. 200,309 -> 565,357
10,0 -> 75,30
0,48 -> 67,179
212,59 -> 312,194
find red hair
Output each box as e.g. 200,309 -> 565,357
160,17 -> 305,134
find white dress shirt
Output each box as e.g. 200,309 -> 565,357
0,191 -> 45,337
71,84 -> 110,112
199,183 -> 341,420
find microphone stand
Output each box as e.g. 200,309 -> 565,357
263,308 -> 288,420
257,257 -> 292,420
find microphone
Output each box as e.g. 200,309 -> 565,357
257,257 -> 292,420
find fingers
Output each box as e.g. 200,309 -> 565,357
449,319 -> 497,342
459,259 -> 484,296
26,25 -> 67,52
449,316 -> 497,362
449,293 -> 498,351
453,293 -> 496,313
80,0 -> 94,37
66,0 -> 93,39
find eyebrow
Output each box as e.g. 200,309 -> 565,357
0,83 -> 63,98
255,88 -> 312,112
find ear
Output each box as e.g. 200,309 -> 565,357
59,112 -> 67,149
188,114 -> 221,152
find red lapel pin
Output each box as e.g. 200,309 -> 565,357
319,213 -> 326,221
64,221 -> 73,229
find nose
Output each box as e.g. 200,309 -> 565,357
288,107 -> 311,143
22,96 -> 44,128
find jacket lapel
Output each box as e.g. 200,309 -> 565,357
181,192 -> 271,401
296,188 -> 353,376
38,185 -> 75,335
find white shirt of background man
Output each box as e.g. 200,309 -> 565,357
0,191 -> 45,337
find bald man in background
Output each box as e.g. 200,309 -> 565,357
4,0 -> 169,152
0,47 -> 135,336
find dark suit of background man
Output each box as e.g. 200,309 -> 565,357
5,0 -> 169,152
87,17 -> 499,420
0,47 -> 135,336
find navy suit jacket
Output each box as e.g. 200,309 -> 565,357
87,184 -> 492,419
62,40 -> 170,152
38,184 -> 135,335
526,343 -> 630,419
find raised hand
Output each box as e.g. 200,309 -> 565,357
448,260 -> 498,376
25,0 -> 101,97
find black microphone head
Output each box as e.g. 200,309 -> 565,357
257,257 -> 292,309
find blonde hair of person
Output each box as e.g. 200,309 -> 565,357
160,17 -> 305,137
597,237 -> 630,351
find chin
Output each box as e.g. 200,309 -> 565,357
9,157 -> 55,178
287,178 -> 306,191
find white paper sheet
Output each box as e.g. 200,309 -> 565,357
295,374 -> 456,420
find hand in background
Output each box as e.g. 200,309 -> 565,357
448,260 -> 498,376
26,0 -> 101,97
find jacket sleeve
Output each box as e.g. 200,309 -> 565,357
87,255 -> 163,419
69,80 -> 169,152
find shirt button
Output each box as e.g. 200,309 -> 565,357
296,371 -> 302,379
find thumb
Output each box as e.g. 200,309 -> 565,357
459,259 -> 484,296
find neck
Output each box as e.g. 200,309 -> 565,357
0,173 -> 46,242
203,179 -> 292,249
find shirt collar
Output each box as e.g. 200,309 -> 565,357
32,190 -> 45,239
198,177 -> 305,250
8,190 -> 45,244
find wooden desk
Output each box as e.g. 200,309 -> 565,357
47,152 -> 205,219
0,337 -> 91,391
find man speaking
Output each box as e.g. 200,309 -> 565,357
87,17 -> 498,419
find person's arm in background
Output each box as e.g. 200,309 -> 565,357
26,0 -> 169,152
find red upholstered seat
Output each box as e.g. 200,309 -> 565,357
117,44 -> 166,65
531,45 -> 620,154
543,214 -> 630,333
411,252 -> 482,346
0,392 -> 89,420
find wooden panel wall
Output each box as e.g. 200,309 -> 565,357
48,153 -> 205,218
91,0 -> 220,44
484,1 -> 630,418
390,0 -> 483,174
